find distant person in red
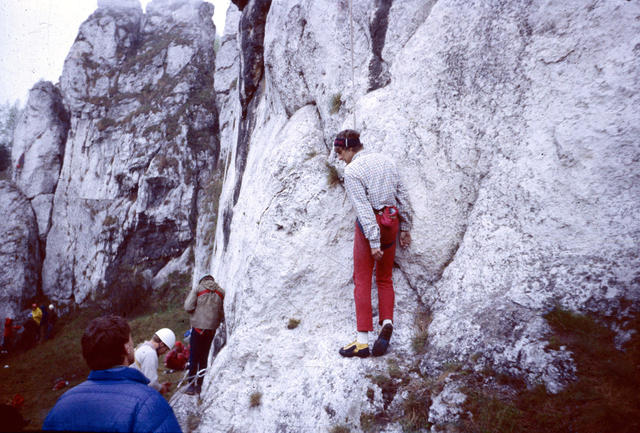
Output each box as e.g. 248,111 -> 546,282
2,318 -> 22,353
165,341 -> 189,371
15,153 -> 24,170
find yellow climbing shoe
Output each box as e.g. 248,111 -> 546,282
339,341 -> 370,358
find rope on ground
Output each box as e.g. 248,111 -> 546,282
169,366 -> 208,404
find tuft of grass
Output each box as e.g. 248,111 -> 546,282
249,391 -> 262,408
366,387 -> 375,402
103,215 -> 118,226
387,358 -> 403,379
359,412 -> 377,432
326,162 -> 340,187
411,310 -> 432,354
305,150 -> 318,161
329,425 -> 351,433
400,382 -> 432,433
96,117 -> 117,132
287,318 -> 301,329
329,93 -> 342,114
462,389 -> 521,433
368,374 -> 402,411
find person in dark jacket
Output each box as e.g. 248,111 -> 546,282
42,315 -> 182,432
183,275 -> 224,395
45,304 -> 57,340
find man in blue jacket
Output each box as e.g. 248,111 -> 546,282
43,315 -> 182,432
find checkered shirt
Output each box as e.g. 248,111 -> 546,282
344,151 -> 413,248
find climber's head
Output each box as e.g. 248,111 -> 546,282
334,129 -> 362,164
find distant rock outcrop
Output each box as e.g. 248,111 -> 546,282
12,81 -> 69,240
37,0 -> 219,307
0,181 -> 40,322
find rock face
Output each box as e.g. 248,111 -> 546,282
168,0 -> 640,431
0,182 -> 40,323
2,0 -> 638,430
40,0 -> 219,306
11,81 -> 69,240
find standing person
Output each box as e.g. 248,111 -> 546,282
30,304 -> 42,329
133,328 -> 176,394
2,318 -> 22,353
183,275 -> 225,395
334,129 -> 413,358
42,315 -> 181,432
29,304 -> 43,344
39,304 -> 48,341
45,305 -> 57,340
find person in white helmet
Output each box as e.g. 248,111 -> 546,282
133,328 -> 175,394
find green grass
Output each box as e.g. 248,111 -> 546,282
249,391 -> 262,408
287,318 -> 301,329
355,307 -> 639,433
411,310 -> 432,354
325,162 -> 340,186
460,308 -> 640,433
0,303 -> 190,431
329,93 -> 342,114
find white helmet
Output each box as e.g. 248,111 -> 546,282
155,328 -> 176,350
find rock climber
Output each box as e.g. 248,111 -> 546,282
183,275 -> 225,395
334,129 -> 413,358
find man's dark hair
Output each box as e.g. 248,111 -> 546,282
199,275 -> 215,284
335,129 -> 363,151
81,315 -> 130,370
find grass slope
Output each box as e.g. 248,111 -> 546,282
0,303 -> 190,431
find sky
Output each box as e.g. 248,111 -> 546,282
0,0 -> 230,106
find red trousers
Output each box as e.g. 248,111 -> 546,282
353,208 -> 400,331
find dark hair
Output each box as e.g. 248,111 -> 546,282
199,275 -> 215,284
335,129 -> 363,151
81,315 -> 130,370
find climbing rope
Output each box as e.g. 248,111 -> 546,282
169,366 -> 208,404
348,0 -> 356,130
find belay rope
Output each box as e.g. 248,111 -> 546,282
348,0 -> 356,130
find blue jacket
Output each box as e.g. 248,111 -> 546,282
43,366 -> 182,432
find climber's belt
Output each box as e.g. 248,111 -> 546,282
374,207 -> 397,216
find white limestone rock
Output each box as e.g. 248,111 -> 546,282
428,380 -> 466,428
420,0 -> 640,393
11,81 -> 69,239
0,181 -> 40,324
177,0 -> 640,431
43,0 -> 218,306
